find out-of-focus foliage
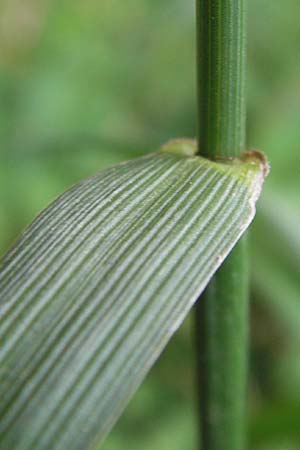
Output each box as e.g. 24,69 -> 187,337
0,0 -> 299,449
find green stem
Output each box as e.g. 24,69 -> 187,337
196,0 -> 247,158
195,0 -> 248,449
195,240 -> 249,450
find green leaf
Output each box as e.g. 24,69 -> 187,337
0,139 -> 267,450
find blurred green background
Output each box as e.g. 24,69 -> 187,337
0,0 -> 299,449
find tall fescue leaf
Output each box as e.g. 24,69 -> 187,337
0,140 -> 267,450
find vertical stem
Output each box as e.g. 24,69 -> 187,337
196,0 -> 247,158
195,241 -> 249,450
195,1 -> 248,450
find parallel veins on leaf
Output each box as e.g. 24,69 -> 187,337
0,140 -> 268,450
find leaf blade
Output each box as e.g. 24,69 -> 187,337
0,140 -> 267,450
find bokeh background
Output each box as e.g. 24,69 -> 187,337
0,0 -> 299,449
